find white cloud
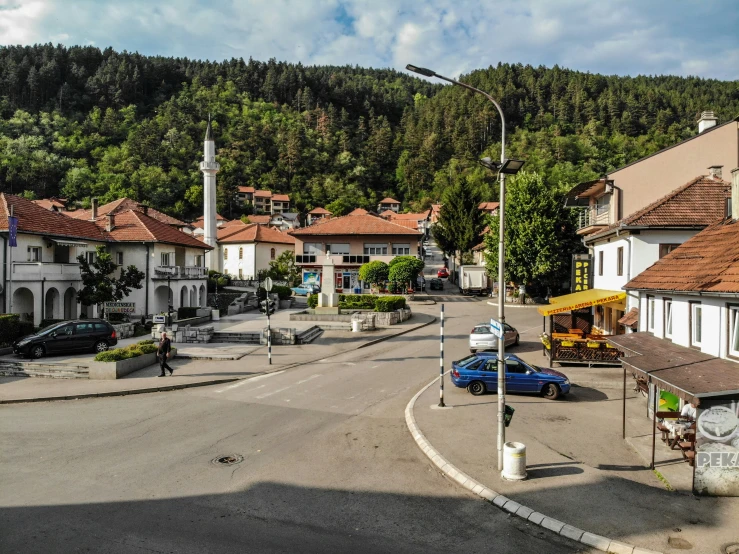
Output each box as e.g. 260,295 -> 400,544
1,0 -> 737,80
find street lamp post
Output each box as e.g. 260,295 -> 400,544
406,64 -> 524,472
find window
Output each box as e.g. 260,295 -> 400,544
691,302 -> 702,347
160,252 -> 171,266
238,268 -> 243,279
223,249 -> 228,260
664,299 -> 673,339
27,247 -> 41,262
75,323 -> 95,334
196,255 -> 203,267
729,306 -> 739,357
303,242 -> 323,255
116,252 -> 123,265
659,244 -> 680,259
598,251 -> 603,276
506,360 -> 528,374
86,251 -> 97,264
364,243 -> 388,255
647,296 -> 655,332
616,247 -> 624,276
483,360 -> 498,372
94,323 -> 109,332
326,243 -> 350,255
392,243 -> 411,255
270,248 -> 276,260
239,247 -> 243,260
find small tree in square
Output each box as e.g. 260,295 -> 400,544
77,246 -> 145,315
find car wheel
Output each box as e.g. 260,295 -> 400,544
514,334 -> 520,346
468,381 -> 486,396
94,341 -> 109,353
31,345 -> 45,359
542,383 -> 560,400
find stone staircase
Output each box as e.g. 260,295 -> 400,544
0,359 -> 90,379
209,331 -> 262,344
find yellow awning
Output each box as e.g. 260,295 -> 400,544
537,289 -> 626,316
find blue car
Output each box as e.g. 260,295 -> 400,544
291,283 -> 321,296
451,353 -> 570,400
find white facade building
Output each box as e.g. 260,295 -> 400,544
217,223 -> 295,279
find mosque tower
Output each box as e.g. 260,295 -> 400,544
199,116 -> 220,269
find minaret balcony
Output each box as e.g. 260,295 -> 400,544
199,161 -> 220,171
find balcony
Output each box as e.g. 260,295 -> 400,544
153,266 -> 208,279
577,205 -> 612,235
11,262 -> 82,281
295,254 -> 418,266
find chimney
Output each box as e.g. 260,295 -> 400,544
142,205 -> 149,216
732,168 -> 739,220
91,198 -> 98,220
698,110 -> 718,134
709,165 -> 723,180
105,213 -> 115,232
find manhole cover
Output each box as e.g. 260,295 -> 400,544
212,455 -> 244,466
722,543 -> 739,554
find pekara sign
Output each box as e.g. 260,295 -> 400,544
694,399 -> 739,496
571,254 -> 592,293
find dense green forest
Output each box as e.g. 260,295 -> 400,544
1,44 -> 738,221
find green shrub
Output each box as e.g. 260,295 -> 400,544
338,294 -> 377,310
0,314 -> 35,346
272,285 -> 292,300
177,307 -> 199,319
307,294 -> 318,309
94,349 -> 136,362
358,260 -> 389,284
137,343 -> 159,354
374,296 -> 407,312
136,339 -> 154,346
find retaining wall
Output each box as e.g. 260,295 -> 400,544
88,348 -> 178,380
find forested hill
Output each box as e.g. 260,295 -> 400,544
1,44 -> 738,220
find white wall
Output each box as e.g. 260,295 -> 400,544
222,243 -> 256,278
631,230 -> 698,276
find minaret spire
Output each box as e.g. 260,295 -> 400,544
199,115 -> 220,270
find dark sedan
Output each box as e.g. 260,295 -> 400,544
13,319 -> 118,359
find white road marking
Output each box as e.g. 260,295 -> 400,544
343,362 -> 356,366
256,386 -> 292,399
215,371 -> 285,393
296,374 -> 322,385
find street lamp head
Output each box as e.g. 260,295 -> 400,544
406,64 -> 436,78
479,157 -> 502,171
499,159 -> 525,175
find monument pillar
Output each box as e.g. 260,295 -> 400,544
316,253 -> 340,314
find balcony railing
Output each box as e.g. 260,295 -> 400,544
577,205 -> 611,230
12,262 -> 81,280
153,266 -> 208,279
296,254 -> 420,265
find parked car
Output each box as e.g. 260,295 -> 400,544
13,319 -> 118,359
469,322 -> 519,352
429,278 -> 444,290
437,267 -> 449,278
451,353 -> 570,399
414,276 -> 426,292
291,283 -> 321,296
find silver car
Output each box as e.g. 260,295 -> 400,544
469,323 -> 519,353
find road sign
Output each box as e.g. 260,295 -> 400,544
264,277 -> 273,292
489,318 -> 504,339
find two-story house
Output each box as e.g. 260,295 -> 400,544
382,211 -> 431,238
217,223 -> 295,279
289,214 -> 422,292
377,197 -> 401,213
0,194 -> 210,326
307,207 -> 332,226
237,187 -> 291,215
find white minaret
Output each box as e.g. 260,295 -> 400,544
199,116 -> 220,269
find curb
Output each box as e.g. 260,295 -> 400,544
1,315 -> 437,405
404,375 -> 662,554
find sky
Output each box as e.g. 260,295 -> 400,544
1,0 -> 738,81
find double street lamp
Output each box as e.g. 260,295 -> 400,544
406,64 -> 524,472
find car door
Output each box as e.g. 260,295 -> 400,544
504,324 -> 517,346
47,323 -> 76,354
481,359 -> 499,388
74,322 -> 97,351
505,359 -> 534,392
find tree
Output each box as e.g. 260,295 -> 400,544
483,171 -> 582,296
240,215 -> 251,224
266,250 -> 299,286
358,260 -> 389,286
77,246 -> 145,311
432,177 -> 484,259
388,256 -> 424,286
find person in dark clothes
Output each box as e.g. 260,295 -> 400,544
158,332 -> 173,376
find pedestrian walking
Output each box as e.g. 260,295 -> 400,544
158,332 -> 174,376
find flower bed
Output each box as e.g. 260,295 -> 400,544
88,340 -> 176,380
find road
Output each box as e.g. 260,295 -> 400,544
0,247 -> 582,553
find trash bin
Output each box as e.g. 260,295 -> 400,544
351,319 -> 362,333
502,441 -> 527,480
211,309 -> 220,321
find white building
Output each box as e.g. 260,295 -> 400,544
217,223 -> 295,279
0,194 -> 210,326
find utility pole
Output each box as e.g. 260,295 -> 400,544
439,303 -> 445,407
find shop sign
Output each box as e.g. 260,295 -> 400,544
571,254 -> 593,292
694,399 -> 739,496
103,302 -> 135,314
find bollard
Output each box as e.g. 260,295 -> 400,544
439,304 -> 445,407
502,441 -> 527,480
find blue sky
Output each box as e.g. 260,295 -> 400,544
1,0 -> 738,80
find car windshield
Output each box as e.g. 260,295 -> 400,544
37,323 -> 65,337
456,354 -> 481,366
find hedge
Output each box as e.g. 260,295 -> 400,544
374,296 -> 406,312
307,294 -> 318,309
94,340 -> 159,362
272,285 -> 292,300
0,314 -> 35,346
338,294 -> 377,310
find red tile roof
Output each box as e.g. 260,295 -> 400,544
289,214 -> 421,237
195,213 -> 228,222
479,202 -> 500,211
33,198 -> 67,211
588,175 -> 730,239
98,210 -> 211,249
0,194 -> 108,240
391,219 -> 420,229
272,194 -> 290,202
65,198 -> 187,227
254,190 -> 272,198
238,186 -> 255,194
388,211 -> 429,221
379,197 -> 400,204
348,208 -> 369,216
219,223 -> 296,245
379,211 -> 394,219
247,215 -> 272,225
625,217 -> 739,293
309,207 -> 332,215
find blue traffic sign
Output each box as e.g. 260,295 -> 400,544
489,318 -> 504,339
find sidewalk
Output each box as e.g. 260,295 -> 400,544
0,312 -> 435,404
410,365 -> 739,553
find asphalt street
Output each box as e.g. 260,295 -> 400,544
0,249 -> 585,553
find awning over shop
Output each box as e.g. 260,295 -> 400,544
607,332 -> 739,403
46,238 -> 89,248
618,307 -> 639,327
537,289 -> 626,316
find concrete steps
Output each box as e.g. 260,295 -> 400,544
296,326 -> 324,344
209,332 -> 261,344
0,360 -> 90,379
